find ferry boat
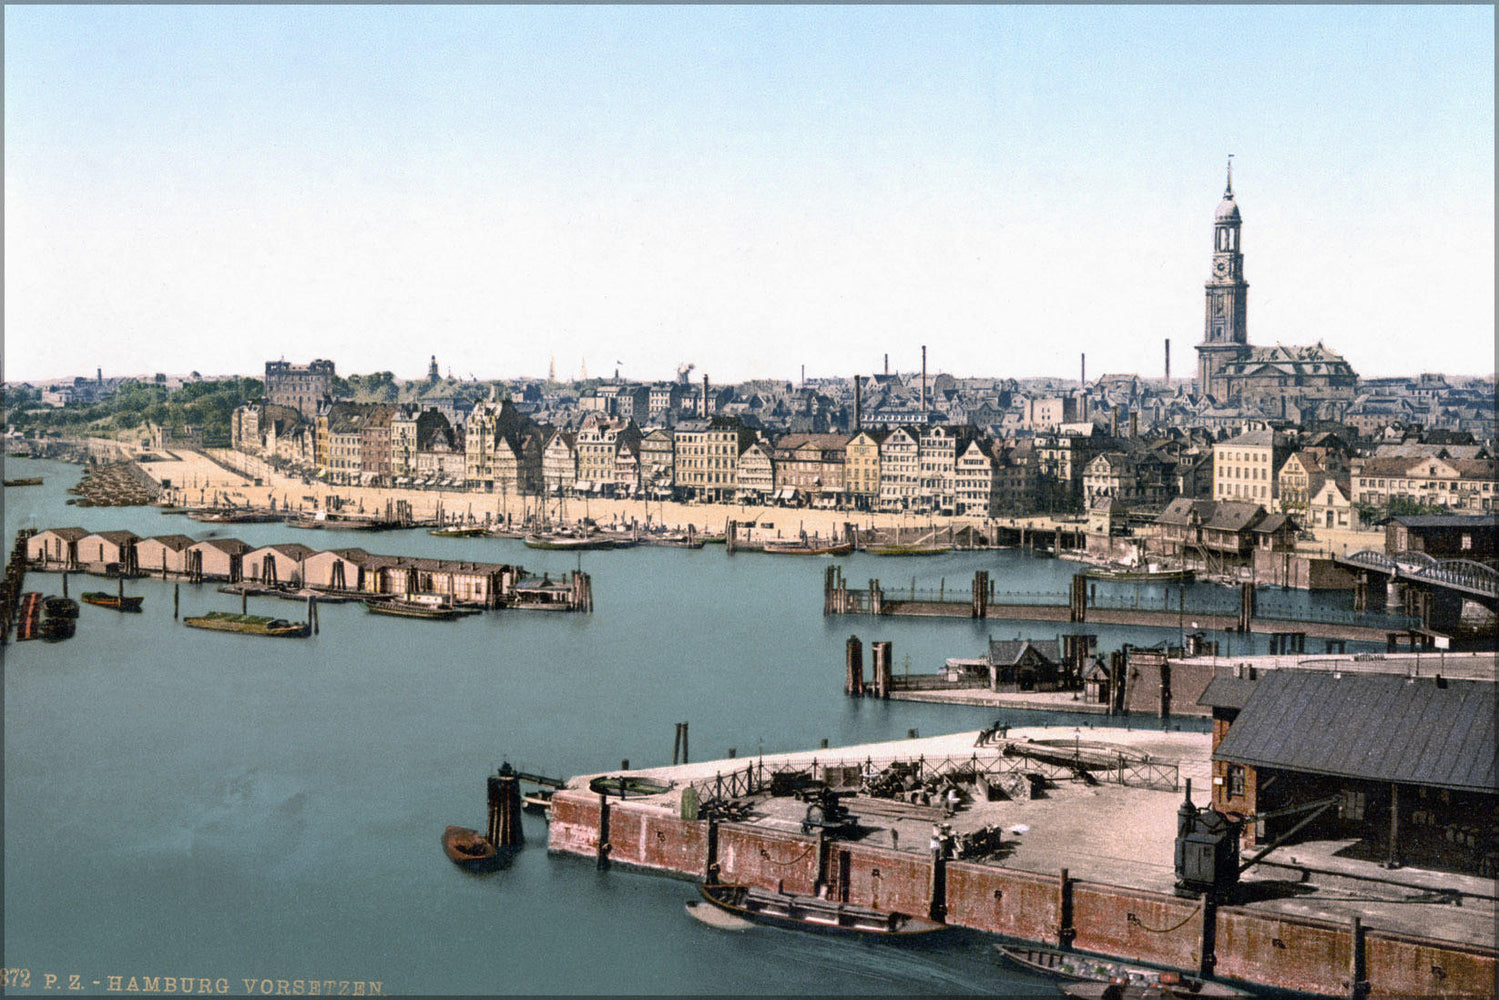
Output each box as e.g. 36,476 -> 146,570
81,591 -> 144,612
761,539 -> 854,556
523,530 -> 615,551
996,944 -> 1250,997
441,826 -> 500,872
182,611 -> 311,637
428,524 -> 488,538
363,594 -> 469,620
697,883 -> 948,938
1082,562 -> 1194,584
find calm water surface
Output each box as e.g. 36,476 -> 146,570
3,458 -> 1372,995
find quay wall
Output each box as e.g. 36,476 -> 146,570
548,789 -> 1497,997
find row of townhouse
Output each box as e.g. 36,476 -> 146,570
1349,455 -> 1498,513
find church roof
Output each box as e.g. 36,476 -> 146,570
1215,195 -> 1240,222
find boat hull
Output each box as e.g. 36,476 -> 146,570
442,826 -> 500,872
761,542 -> 853,556
363,600 -> 464,621
81,592 -> 144,612
996,945 -> 1249,997
182,612 -> 310,637
699,883 -> 947,938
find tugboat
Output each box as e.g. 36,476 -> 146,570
363,594 -> 469,620
761,538 -> 854,556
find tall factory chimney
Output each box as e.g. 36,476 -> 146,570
1079,353 -> 1087,421
921,346 -> 928,412
1164,339 -> 1171,384
853,376 -> 862,433
702,374 -> 709,419
884,353 -> 889,376
801,364 -> 805,387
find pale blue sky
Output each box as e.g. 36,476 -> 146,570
5,5 -> 1493,383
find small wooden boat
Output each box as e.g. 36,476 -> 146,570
761,539 -> 854,556
3,476 -> 43,487
182,611 -> 310,637
81,591 -> 144,612
363,595 -> 467,620
685,899 -> 755,930
864,543 -> 953,556
698,883 -> 948,938
996,945 -> 1250,997
43,596 -> 80,618
442,826 -> 500,872
39,616 -> 76,642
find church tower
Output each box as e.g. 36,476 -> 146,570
1196,160 -> 1250,399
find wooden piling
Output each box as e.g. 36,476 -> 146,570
1348,915 -> 1365,998
1057,867 -> 1075,947
174,583 -> 180,620
596,793 -> 611,870
488,762 -> 524,847
61,571 -> 68,599
241,590 -> 248,615
845,635 -> 864,696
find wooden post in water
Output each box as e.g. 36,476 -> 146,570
491,762 -> 524,847
242,590 -> 248,615
173,583 -> 180,620
61,571 -> 68,599
845,635 -> 864,696
681,721 -> 688,764
596,793 -> 611,870
118,575 -> 124,601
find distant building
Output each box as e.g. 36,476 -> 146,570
1194,167 -> 1358,415
265,360 -> 335,417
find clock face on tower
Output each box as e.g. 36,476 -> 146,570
1213,257 -> 1230,278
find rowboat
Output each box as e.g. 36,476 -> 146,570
996,944 -> 1250,997
3,477 -> 43,487
442,826 -> 500,872
81,591 -> 144,612
761,540 -> 853,556
697,883 -> 948,938
182,611 -> 310,637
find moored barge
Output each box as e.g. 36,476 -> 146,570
182,611 -> 310,637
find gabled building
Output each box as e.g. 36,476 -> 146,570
844,430 -> 886,511
878,427 -> 920,511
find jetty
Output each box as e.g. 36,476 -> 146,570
540,726 -> 1495,999
822,566 -> 1436,646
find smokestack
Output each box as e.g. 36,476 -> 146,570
884,353 -> 889,376
854,376 -> 862,433
921,346 -> 927,412
1164,339 -> 1171,384
801,364 -> 805,387
703,373 -> 709,419
1080,353 -> 1087,421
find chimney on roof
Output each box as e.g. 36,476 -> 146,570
854,376 -> 861,433
1165,339 -> 1171,384
921,346 -> 927,412
884,353 -> 889,376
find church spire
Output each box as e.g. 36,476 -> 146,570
1225,154 -> 1234,198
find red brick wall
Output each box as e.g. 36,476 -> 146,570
1071,883 -> 1202,972
716,825 -> 820,895
548,796 -> 1499,998
1364,929 -> 1497,998
836,843 -> 932,917
1213,908 -> 1350,996
945,863 -> 1059,942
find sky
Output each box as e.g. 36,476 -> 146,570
4,5 -> 1494,385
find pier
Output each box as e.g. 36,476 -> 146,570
823,566 -> 1431,645
543,727 -> 1496,998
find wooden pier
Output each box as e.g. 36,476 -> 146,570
824,566 -> 1430,644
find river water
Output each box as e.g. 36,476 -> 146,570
2,458 -> 1380,995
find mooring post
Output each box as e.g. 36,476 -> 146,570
61,571 -> 68,599
682,721 -> 689,765
1348,915 -> 1365,998
928,828 -> 948,923
242,590 -> 248,615
494,762 -> 524,847
1199,890 -> 1218,979
704,816 -> 720,885
1057,867 -> 1074,947
173,583 -> 180,620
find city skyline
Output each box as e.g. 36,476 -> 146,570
5,6 -> 1494,385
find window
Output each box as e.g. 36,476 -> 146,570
1227,765 -> 1246,799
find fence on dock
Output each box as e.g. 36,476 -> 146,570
690,744 -> 1180,810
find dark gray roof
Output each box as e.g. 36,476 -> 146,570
1389,515 -> 1495,529
1213,671 -> 1496,793
1197,673 -> 1261,710
987,639 -> 1063,665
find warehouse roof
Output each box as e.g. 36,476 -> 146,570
1212,671 -> 1495,793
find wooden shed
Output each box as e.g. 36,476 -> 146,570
184,538 -> 250,582
26,527 -> 90,569
244,543 -> 319,586
136,534 -> 197,578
